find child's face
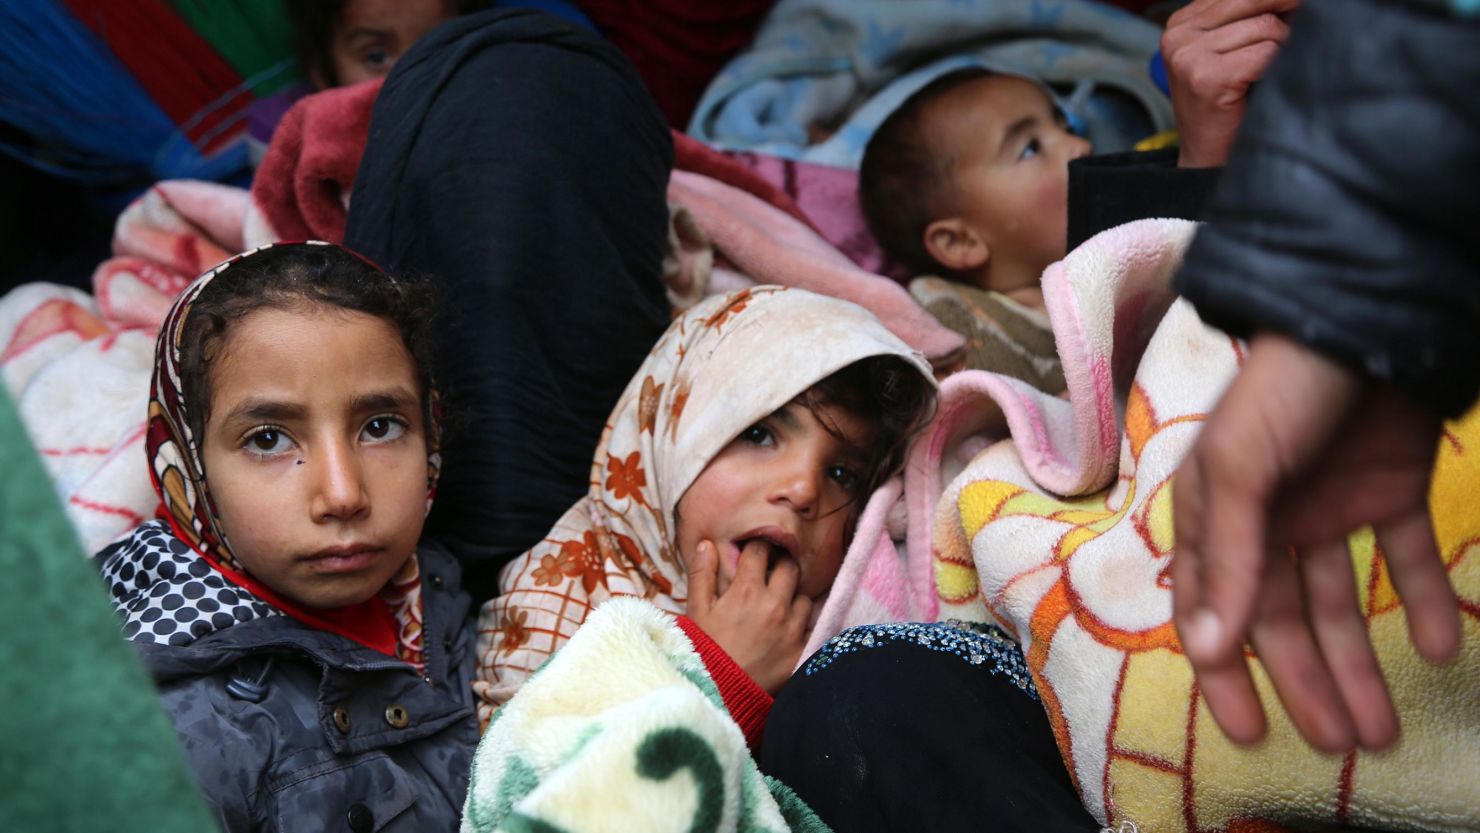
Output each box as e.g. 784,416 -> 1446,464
675,399 -> 875,602
199,306 -> 429,609
926,75 -> 1092,290
326,0 -> 454,87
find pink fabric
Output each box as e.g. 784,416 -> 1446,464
802,219 -> 1194,650
722,151 -> 909,279
2,179 -> 270,554
666,169 -> 964,367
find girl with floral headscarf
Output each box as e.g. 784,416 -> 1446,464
475,286 -> 938,738
96,242 -> 480,833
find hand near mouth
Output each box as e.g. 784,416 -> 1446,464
687,538 -> 812,695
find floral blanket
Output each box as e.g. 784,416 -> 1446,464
798,217 -> 1478,830
923,220 -> 1479,832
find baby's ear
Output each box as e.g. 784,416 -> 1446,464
924,218 -> 990,273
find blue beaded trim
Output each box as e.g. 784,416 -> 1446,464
802,621 -> 1039,701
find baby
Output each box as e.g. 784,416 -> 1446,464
475,287 -> 938,738
98,242 -> 478,832
860,68 -> 1093,310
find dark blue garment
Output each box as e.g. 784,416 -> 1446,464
1175,0 -> 1480,417
345,9 -> 672,601
762,622 -> 1099,833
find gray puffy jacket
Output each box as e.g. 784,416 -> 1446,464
1175,0 -> 1480,417
100,523 -> 478,833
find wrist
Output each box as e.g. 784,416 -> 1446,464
676,616 -> 773,751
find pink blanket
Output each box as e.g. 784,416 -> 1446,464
1,180 -> 270,554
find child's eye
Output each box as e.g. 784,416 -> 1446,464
362,48 -> 394,71
243,428 -> 294,457
361,416 -> 408,443
1019,138 -> 1041,161
739,423 -> 775,447
827,465 -> 862,494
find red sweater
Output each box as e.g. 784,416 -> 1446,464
675,616 -> 774,751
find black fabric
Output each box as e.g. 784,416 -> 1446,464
1174,0 -> 1480,417
345,9 -> 673,601
761,632 -> 1099,833
1066,147 -> 1220,251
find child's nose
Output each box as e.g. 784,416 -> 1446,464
311,442 -> 370,522
769,459 -> 821,517
1067,133 -> 1093,160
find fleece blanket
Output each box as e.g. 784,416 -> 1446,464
665,170 -> 963,367
462,598 -> 829,833
687,0 -> 1174,167
858,218 -> 1474,832
802,218 -> 1479,830
0,181 -> 273,555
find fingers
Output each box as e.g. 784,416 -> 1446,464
1247,547 -> 1356,753
1176,452 -> 1270,746
733,540 -> 770,590
766,555 -> 800,601
1201,12 -> 1289,54
1300,539 -> 1397,750
687,540 -> 719,615
1379,512 -> 1463,665
1169,0 -> 1301,31
1185,423 -> 1271,668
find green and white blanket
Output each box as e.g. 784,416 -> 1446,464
461,598 -> 830,833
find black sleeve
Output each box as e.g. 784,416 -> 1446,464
1173,0 -> 1480,417
761,624 -> 1099,833
345,9 -> 673,600
1066,148 -> 1221,251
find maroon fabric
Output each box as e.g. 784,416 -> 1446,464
671,130 -> 820,233
252,79 -> 383,242
582,0 -> 779,128
63,0 -> 249,154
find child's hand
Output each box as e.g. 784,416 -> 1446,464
686,539 -> 812,694
1162,0 -> 1299,168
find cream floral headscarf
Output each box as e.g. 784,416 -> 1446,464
473,286 -> 934,719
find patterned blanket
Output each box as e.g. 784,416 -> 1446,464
462,598 -> 829,833
687,0 -> 1174,166
0,181 -> 274,554
801,218 -> 1478,830
919,220 -> 1478,831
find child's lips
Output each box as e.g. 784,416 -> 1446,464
302,544 -> 381,574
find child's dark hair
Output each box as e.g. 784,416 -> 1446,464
804,355 -> 936,511
178,244 -> 439,443
859,67 -> 994,277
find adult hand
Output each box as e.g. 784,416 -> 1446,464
1172,332 -> 1461,753
687,539 -> 812,694
1162,0 -> 1299,168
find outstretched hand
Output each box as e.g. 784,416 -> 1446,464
686,539 -> 812,694
1172,332 -> 1462,753
1162,0 -> 1299,168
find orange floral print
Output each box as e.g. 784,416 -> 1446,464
571,530 -> 609,595
638,376 -> 664,435
531,553 -> 571,587
667,384 -> 690,440
605,451 -> 648,503
497,608 -> 529,656
704,287 -> 752,331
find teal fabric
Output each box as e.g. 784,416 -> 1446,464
0,387 -> 216,833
